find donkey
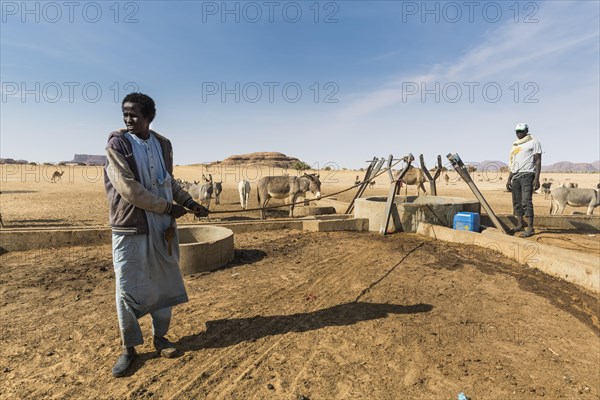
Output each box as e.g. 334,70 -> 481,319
257,173 -> 321,219
238,179 -> 251,210
189,174 -> 214,217
213,181 -> 222,205
550,187 -> 600,215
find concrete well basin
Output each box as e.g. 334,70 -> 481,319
178,226 -> 234,275
354,195 -> 480,233
293,206 -> 337,217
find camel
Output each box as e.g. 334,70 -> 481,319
51,171 -> 64,183
395,166 -> 426,196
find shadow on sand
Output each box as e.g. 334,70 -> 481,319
2,218 -> 75,228
218,216 -> 258,222
125,302 -> 433,375
177,301 -> 433,351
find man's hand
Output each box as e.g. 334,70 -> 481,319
168,204 -> 187,219
506,181 -> 512,192
533,179 -> 540,191
189,201 -> 209,218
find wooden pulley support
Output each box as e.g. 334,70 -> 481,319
420,154 -> 443,196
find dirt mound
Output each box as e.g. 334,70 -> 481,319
216,152 -> 303,168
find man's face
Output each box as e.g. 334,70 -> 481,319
515,130 -> 528,140
122,102 -> 150,135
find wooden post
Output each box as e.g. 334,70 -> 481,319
346,158 -> 375,214
420,154 -> 442,196
346,157 -> 383,214
446,153 -> 508,234
380,154 -> 413,234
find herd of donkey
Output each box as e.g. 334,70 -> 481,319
164,166 -> 600,218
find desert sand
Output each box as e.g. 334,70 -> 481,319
0,164 -> 599,399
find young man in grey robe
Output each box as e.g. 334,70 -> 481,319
104,93 -> 208,377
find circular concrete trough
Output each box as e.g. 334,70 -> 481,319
178,226 -> 234,275
294,206 -> 337,217
354,195 -> 480,233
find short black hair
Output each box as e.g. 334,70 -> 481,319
122,92 -> 156,122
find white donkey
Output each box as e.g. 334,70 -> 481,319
550,187 -> 600,215
238,179 -> 251,210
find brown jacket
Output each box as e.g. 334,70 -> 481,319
104,129 -> 194,234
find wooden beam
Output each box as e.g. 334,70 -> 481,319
380,154 -> 413,234
419,154 -> 442,196
346,157 -> 378,214
446,153 -> 508,234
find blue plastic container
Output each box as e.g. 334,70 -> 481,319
453,212 -> 480,232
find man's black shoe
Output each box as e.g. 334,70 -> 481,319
154,336 -> 177,358
112,347 -> 136,378
520,229 -> 535,238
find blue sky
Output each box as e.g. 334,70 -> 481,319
1,0 -> 599,169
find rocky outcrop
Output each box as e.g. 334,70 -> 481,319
0,158 -> 28,164
71,154 -> 107,165
214,152 -> 304,168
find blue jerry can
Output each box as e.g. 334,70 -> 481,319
453,212 -> 480,232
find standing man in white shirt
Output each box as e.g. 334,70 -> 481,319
506,123 -> 542,237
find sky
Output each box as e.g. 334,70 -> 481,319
1,0 -> 599,169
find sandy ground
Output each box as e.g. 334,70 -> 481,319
1,165 -> 599,399
1,230 -> 599,399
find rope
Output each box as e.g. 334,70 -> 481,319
353,242 -> 424,302
535,235 -> 599,251
425,203 -> 449,227
191,159 -> 406,216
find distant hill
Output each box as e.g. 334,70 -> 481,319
542,161 -> 599,173
210,152 -> 305,169
1,155 -> 107,165
466,160 -> 508,171
0,158 -> 28,164
59,154 -> 107,165
464,160 -> 599,173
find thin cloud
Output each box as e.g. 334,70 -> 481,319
335,1 -> 599,121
